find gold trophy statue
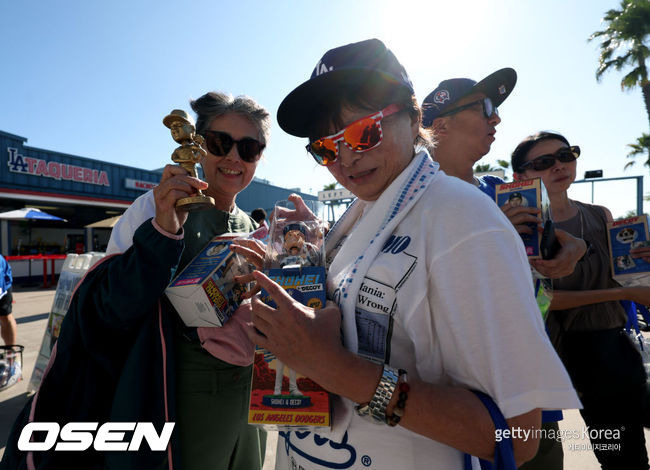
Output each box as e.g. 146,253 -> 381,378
163,109 -> 215,210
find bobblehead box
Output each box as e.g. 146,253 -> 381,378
495,178 -> 544,259
248,265 -> 331,431
607,215 -> 650,286
165,234 -> 251,327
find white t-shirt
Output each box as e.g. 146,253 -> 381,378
106,190 -> 156,255
275,169 -> 580,470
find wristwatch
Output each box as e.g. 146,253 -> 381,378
355,365 -> 399,424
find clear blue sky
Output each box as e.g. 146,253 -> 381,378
1,0 -> 648,217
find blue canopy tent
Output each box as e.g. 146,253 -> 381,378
0,208 -> 66,222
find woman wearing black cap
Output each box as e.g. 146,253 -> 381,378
512,131 -> 650,469
246,39 -> 580,469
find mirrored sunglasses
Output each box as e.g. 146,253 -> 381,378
306,104 -> 401,166
518,146 -> 581,172
438,97 -> 498,119
203,130 -> 265,163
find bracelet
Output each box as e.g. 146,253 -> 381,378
354,365 -> 399,424
386,370 -> 409,427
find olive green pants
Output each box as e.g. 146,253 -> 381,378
175,336 -> 266,470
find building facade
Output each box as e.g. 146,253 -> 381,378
1,130 -> 316,280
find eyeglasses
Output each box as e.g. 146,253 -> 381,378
438,97 -> 498,119
517,146 -> 581,172
306,104 -> 401,166
203,130 -> 265,163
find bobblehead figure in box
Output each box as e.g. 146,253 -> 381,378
248,204 -> 331,430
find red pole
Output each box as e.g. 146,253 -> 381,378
42,258 -> 48,288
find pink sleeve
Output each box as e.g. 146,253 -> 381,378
196,305 -> 255,366
151,219 -> 184,240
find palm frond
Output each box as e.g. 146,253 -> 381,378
626,133 -> 650,169
622,67 -> 646,89
591,0 -> 650,89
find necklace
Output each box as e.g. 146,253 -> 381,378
548,200 -> 584,291
571,200 -> 584,240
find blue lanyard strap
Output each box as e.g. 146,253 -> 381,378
464,390 -> 517,470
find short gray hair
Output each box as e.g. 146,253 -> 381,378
190,92 -> 271,144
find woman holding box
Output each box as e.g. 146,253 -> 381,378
512,130 -> 649,469
1,92 -> 269,470
245,39 -> 580,470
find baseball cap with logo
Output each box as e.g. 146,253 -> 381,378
277,38 -> 414,137
421,68 -> 517,128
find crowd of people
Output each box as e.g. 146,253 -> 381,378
1,37 -> 649,470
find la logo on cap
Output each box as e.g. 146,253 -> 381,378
315,61 -> 334,77
498,85 -> 506,95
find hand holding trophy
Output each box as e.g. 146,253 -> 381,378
163,109 -> 215,210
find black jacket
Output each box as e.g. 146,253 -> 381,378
1,220 -> 183,470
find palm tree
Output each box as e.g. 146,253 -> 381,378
590,0 -> 650,126
474,163 -> 494,173
323,182 -> 338,190
496,159 -> 510,170
625,132 -> 650,168
474,160 -> 510,179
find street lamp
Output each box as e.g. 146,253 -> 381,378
584,170 -> 603,179
584,170 -> 603,203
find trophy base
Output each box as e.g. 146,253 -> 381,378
176,194 -> 215,211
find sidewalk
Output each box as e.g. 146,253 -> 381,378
1,285 -> 649,468
0,285 -> 55,459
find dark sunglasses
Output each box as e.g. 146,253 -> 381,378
306,104 -> 401,166
438,97 -> 498,119
517,146 -> 581,172
202,130 -> 265,163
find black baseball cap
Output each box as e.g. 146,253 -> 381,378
421,68 -> 517,127
277,39 -> 414,137
283,222 -> 307,236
